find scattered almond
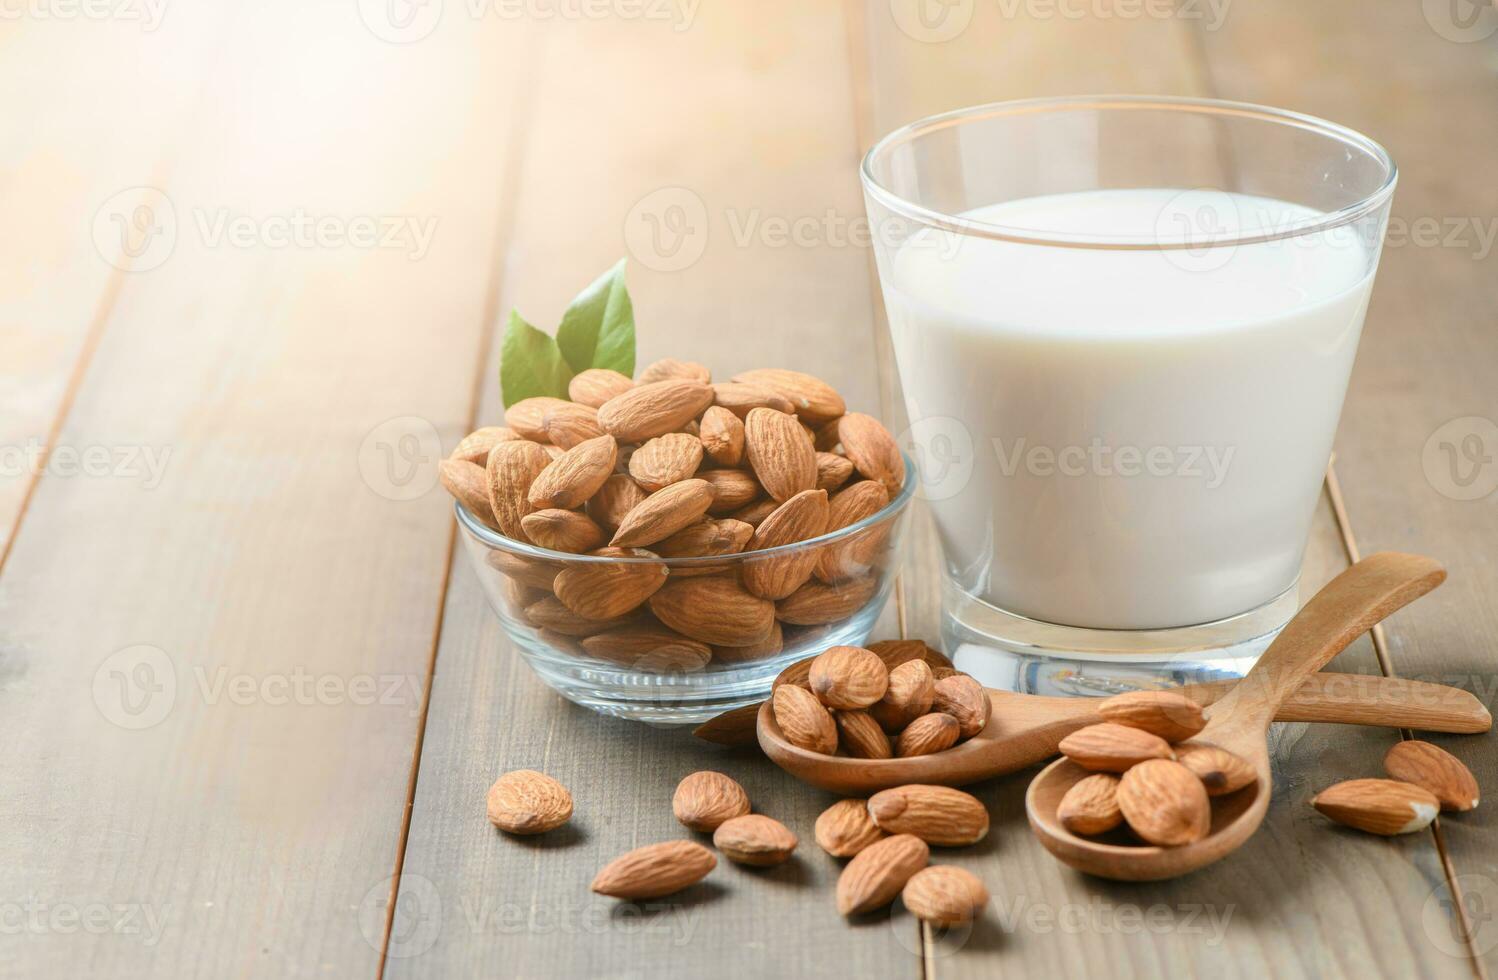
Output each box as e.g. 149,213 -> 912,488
896,713 -> 961,757
1173,743 -> 1257,796
1057,773 -> 1124,836
1058,722 -> 1175,772
835,710 -> 893,760
673,771 -> 751,831
1384,740 -> 1479,812
1312,778 -> 1440,835
901,866 -> 989,925
591,840 -> 717,899
809,646 -> 889,709
868,784 -> 989,846
835,834 -> 929,915
744,407 -> 818,503
486,769 -> 573,835
772,684 -> 838,755
815,798 -> 887,857
1117,759 -> 1211,846
1098,690 -> 1207,742
713,814 -> 798,867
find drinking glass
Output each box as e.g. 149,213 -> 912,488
861,96 -> 1396,694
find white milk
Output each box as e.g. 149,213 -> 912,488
882,189 -> 1374,630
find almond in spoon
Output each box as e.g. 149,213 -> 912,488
869,659 -> 935,733
1098,690 -> 1207,742
932,673 -> 991,740
895,713 -> 960,757
1057,773 -> 1123,835
1058,722 -> 1175,772
772,683 -> 837,755
1173,742 -> 1256,796
809,645 -> 889,709
835,710 -> 893,759
1117,759 -> 1211,846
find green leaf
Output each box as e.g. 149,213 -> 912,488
500,310 -> 573,408
556,258 -> 636,376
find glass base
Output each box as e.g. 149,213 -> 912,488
940,577 -> 1299,696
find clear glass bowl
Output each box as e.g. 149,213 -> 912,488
456,456 -> 915,724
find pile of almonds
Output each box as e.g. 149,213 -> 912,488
770,640 -> 992,758
440,360 -> 907,672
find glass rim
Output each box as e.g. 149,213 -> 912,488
455,450 -> 918,565
859,94 -> 1399,251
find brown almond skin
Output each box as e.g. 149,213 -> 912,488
698,405 -> 746,466
440,458 -> 498,527
776,576 -> 879,626
1058,722 -> 1175,772
552,547 -> 668,619
867,639 -> 953,672
809,646 -> 889,709
611,479 -> 716,548
519,509 -> 606,554
485,440 -> 555,540
649,576 -> 777,647
597,380 -> 714,442
1117,759 -> 1211,846
729,498 -> 778,528
711,381 -> 796,418
733,368 -> 846,425
711,620 -> 784,664
628,432 -> 705,492
639,357 -> 711,384
451,426 -> 521,465
868,785 -> 989,846
1057,773 -> 1124,835
1174,742 -> 1257,796
932,673 -> 991,739
591,840 -> 717,899
815,480 -> 891,583
742,489 -> 830,599
835,710 -> 893,759
521,594 -> 633,637
1098,690 -> 1207,743
744,407 -> 818,503
568,368 -> 634,407
901,866 -> 989,925
815,798 -> 887,857
580,625 -> 712,674
1385,739 -> 1481,811
1311,778 -> 1442,835
699,468 -> 763,514
587,473 -> 648,532
815,452 -> 855,492
541,402 -> 606,449
504,396 -> 570,442
836,834 -> 929,915
772,684 -> 838,755
654,518 -> 754,569
527,434 -> 618,510
672,771 -> 751,831
895,713 -> 961,757
837,412 -> 905,496
486,769 -> 573,834
870,659 -> 936,733
713,814 -> 798,867
692,704 -> 762,747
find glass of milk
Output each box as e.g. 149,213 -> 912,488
861,96 -> 1397,694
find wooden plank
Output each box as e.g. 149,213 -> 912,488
850,3 -> 1470,974
1193,1 -> 1498,971
0,9 -> 522,977
390,4 -> 917,977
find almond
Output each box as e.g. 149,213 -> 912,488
597,380 -> 714,442
639,357 -> 711,385
1058,722 -> 1175,772
932,673 -> 991,740
1098,690 -> 1207,742
672,770 -> 751,831
519,509 -> 606,554
504,396 -> 570,442
744,408 -> 818,503
1384,740 -> 1480,812
580,624 -> 712,673
809,645 -> 889,709
586,473 -> 647,532
711,620 -> 784,664
654,518 -> 754,561
611,479 -> 716,548
895,713 -> 961,757
1173,742 -> 1257,796
901,866 -> 989,925
776,576 -> 879,626
835,834 -> 929,915
522,594 -> 633,636
568,368 -> 634,408
649,576 -> 777,647
692,704 -> 762,747
700,468 -> 762,514
552,547 -> 668,619
485,440 -> 554,539
773,655 -> 815,691
837,413 -> 904,495
733,368 -> 846,425
711,381 -> 795,418
486,769 -> 573,834
867,639 -> 953,672
1117,759 -> 1211,846
591,840 -> 716,899
870,659 -> 936,733
729,498 -> 778,528
698,406 -> 745,466
815,480 -> 891,583
835,710 -> 893,759
1312,778 -> 1441,835
772,684 -> 837,754
1057,773 -> 1124,835
486,549 -> 562,590
440,459 -> 498,527
542,402 -> 606,449
628,433 -> 704,492
815,798 -> 887,857
451,426 -> 521,465
867,785 -> 988,846
528,434 -> 618,510
742,489 -> 830,599
815,452 -> 854,492
713,814 -> 797,866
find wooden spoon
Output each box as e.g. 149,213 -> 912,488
1026,551 -> 1448,881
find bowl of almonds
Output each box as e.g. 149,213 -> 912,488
444,359 -> 915,723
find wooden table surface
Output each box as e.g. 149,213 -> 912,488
4,1 -> 1496,976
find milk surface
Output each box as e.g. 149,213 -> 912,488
882,189 -> 1374,629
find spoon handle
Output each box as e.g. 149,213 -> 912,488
1180,674 -> 1490,733
1207,552 -> 1446,732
